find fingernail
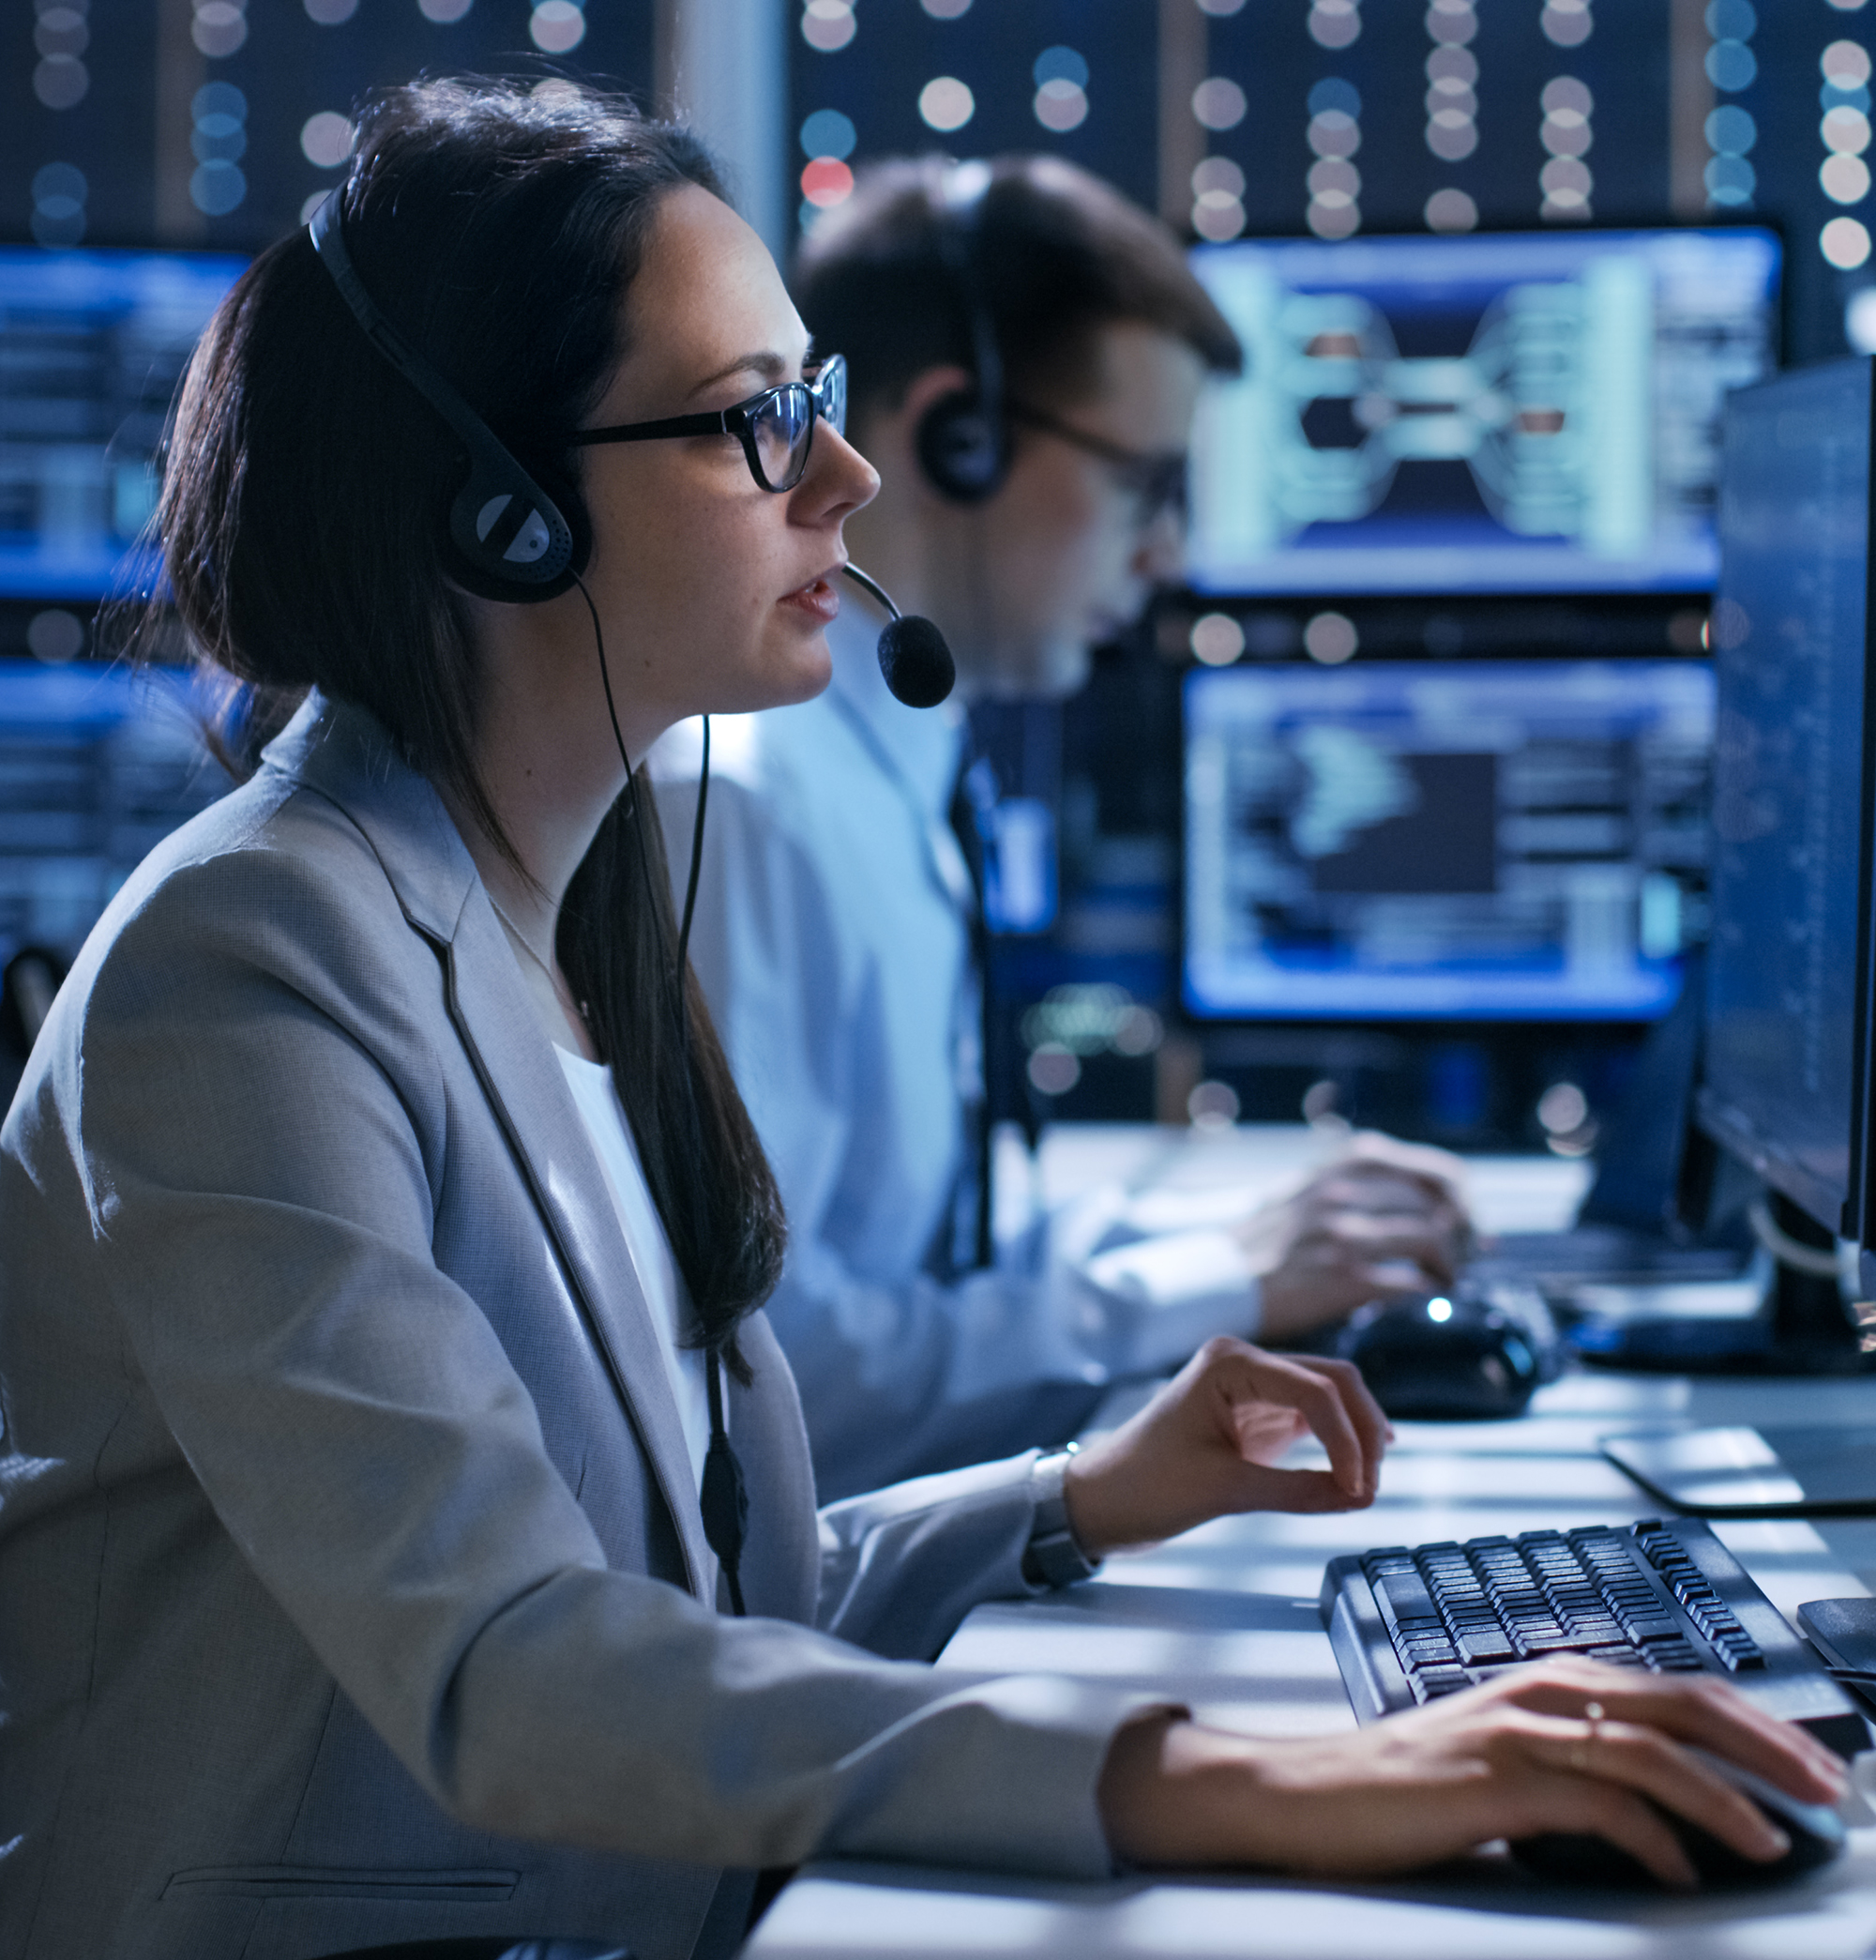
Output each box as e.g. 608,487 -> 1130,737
1761,1826 -> 1791,1858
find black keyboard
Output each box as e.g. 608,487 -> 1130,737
1322,1516 -> 1869,1757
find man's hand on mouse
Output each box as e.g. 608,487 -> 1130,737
1095,1656 -> 1850,1886
1235,1130 -> 1475,1343
1061,1335 -> 1392,1556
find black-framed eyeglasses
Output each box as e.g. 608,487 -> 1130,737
571,353 -> 847,494
1006,398 -> 1188,529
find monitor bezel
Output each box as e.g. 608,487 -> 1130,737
1691,357 -> 1876,1246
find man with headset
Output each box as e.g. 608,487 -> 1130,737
655,156 -> 1470,1501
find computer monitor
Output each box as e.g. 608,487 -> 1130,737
1697,357 -> 1876,1246
1181,658 -> 1714,1023
0,659 -> 228,969
0,245 -> 249,600
1187,227 -> 1780,598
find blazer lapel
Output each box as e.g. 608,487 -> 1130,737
272,696 -> 716,1601
441,897 -> 716,1601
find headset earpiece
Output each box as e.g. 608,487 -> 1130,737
916,387 -> 1006,504
308,190 -> 589,604
915,162 -> 1009,506
445,448 -> 591,605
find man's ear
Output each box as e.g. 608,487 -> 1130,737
855,365 -> 977,462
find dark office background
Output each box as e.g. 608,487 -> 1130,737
6,0 -> 1872,1146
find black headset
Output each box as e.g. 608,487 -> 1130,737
308,190 -> 590,604
914,161 -> 1010,506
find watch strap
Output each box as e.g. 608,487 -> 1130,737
1021,1446 -> 1102,1590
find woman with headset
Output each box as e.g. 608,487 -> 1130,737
0,79 -> 1844,1960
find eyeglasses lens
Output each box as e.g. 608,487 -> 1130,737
1142,459 -> 1188,528
754,388 -> 811,491
751,357 -> 846,492
816,357 -> 846,438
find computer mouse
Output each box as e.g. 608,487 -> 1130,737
1508,1747 -> 1846,1891
1336,1289 -> 1541,1421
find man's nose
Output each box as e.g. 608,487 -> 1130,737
1134,505 -> 1186,585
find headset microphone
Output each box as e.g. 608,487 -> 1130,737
840,564 -> 956,708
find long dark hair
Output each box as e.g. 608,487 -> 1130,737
146,77 -> 785,1374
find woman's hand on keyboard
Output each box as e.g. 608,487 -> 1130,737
1096,1655 -> 1849,1886
1063,1336 -> 1392,1554
1241,1131 -> 1476,1342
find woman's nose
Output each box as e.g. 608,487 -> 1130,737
800,421 -> 881,520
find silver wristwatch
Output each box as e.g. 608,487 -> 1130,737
1021,1444 -> 1103,1590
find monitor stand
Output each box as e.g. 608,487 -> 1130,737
1511,952 -> 1870,1375
1568,1189 -> 1869,1375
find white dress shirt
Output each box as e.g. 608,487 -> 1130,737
556,1046 -> 712,1488
653,605 -> 1257,1499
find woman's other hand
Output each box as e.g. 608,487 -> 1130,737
1097,1658 -> 1852,1888
1062,1336 -> 1392,1557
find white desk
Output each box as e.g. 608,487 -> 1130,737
749,1131 -> 1876,1959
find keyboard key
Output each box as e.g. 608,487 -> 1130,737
1621,1613 -> 1683,1644
1414,1666 -> 1474,1701
1402,1638 -> 1460,1667
1456,1627 -> 1517,1664
1646,1639 -> 1706,1671
1375,1570 -> 1438,1626
1519,1632 -> 1593,1655
1497,1591 -> 1550,1613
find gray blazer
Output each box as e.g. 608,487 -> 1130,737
0,698 -> 1142,1960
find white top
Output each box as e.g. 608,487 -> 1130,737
650,604 -> 1257,1501
555,1045 -> 712,1488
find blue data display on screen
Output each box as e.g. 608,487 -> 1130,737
0,247 -> 248,600
1183,661 -> 1714,1022
0,658 -> 231,964
1187,229 -> 1779,597
1700,361 -> 1873,1233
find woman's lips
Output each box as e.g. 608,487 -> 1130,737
779,574 -> 841,623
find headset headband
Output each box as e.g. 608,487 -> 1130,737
938,161 -> 1004,432
914,160 -> 1009,504
308,190 -> 581,597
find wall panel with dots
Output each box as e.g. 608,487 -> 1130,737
790,0 -> 1159,234
14,7 -> 1876,366
1,1 -> 653,252
5,2 -> 161,247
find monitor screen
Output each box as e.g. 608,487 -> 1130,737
1698,359 -> 1876,1240
1182,659 -> 1714,1022
1187,227 -> 1780,598
0,245 -> 249,600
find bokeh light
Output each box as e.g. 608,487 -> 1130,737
1823,215 -> 1873,269
528,1 -> 584,54
918,76 -> 975,133
802,1 -> 855,53
1191,78 -> 1248,132
300,112 -> 355,170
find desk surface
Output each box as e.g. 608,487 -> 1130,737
750,1142 -> 1876,1956
1009,1119 -> 1598,1241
